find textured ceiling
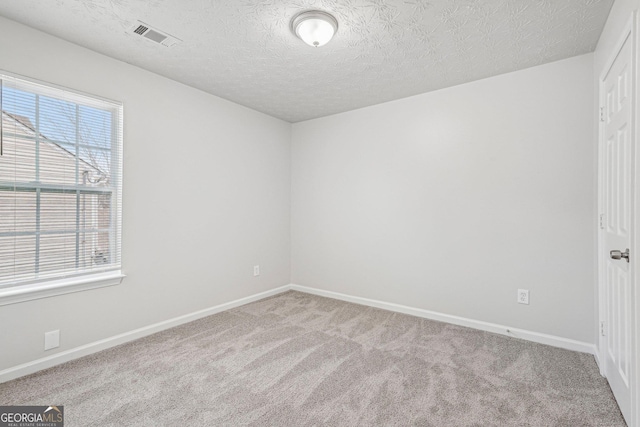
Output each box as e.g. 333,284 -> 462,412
0,0 -> 613,122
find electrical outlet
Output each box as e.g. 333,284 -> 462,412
517,289 -> 529,305
253,265 -> 260,276
44,330 -> 60,350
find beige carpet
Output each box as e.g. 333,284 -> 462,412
0,290 -> 625,426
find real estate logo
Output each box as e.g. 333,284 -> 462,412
0,406 -> 63,427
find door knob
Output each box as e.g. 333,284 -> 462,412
610,249 -> 630,262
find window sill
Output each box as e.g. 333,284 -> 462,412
0,271 -> 125,306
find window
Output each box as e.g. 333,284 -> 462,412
0,72 -> 123,304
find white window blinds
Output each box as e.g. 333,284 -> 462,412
0,73 -> 123,288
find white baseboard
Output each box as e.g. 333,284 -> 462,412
289,284 -> 597,356
1,282 -> 598,384
0,285 -> 290,384
593,346 -> 603,375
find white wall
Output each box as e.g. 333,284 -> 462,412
0,16 -> 291,371
291,54 -> 595,343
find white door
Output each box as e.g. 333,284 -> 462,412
600,25 -> 634,425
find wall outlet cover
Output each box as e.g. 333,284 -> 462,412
517,289 -> 529,305
44,330 -> 60,350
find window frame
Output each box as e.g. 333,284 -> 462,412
0,71 -> 124,306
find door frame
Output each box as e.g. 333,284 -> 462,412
597,11 -> 639,427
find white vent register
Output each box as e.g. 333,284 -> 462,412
129,21 -> 181,47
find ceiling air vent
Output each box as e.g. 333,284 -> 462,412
129,21 -> 181,47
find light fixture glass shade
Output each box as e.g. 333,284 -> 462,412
291,11 -> 338,47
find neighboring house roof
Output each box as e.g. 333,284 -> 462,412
2,110 -> 105,177
9,113 -> 35,130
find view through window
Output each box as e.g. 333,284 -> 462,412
0,74 -> 122,288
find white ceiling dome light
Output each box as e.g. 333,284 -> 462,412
291,10 -> 338,47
